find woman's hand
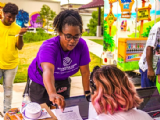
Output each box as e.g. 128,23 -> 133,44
49,93 -> 66,111
147,69 -> 156,82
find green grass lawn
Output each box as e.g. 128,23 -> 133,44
73,52 -> 103,77
0,41 -> 103,84
89,39 -> 103,46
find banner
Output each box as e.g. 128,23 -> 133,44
137,4 -> 151,22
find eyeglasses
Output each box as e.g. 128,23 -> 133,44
89,66 -> 100,95
63,32 -> 81,41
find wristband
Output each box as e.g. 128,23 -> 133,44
85,91 -> 91,97
85,91 -> 91,102
15,34 -> 23,37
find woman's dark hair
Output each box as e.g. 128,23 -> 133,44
3,3 -> 18,15
90,66 -> 100,81
53,9 -> 83,33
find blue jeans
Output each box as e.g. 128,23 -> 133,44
0,66 -> 18,113
139,68 -> 156,88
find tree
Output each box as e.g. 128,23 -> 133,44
37,5 -> 56,30
16,10 -> 29,28
87,8 -> 104,36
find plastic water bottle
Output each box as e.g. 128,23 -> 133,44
22,93 -> 31,110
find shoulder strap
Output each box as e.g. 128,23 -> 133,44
36,62 -> 43,76
23,75 -> 30,97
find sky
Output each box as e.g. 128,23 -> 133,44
58,0 -> 92,5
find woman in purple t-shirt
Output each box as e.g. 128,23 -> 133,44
23,9 -> 91,111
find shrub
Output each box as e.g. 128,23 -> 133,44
82,31 -> 89,36
89,32 -> 95,36
23,28 -> 54,43
82,31 -> 95,36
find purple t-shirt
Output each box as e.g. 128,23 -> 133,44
28,36 -> 91,86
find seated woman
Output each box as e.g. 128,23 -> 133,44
89,65 -> 153,120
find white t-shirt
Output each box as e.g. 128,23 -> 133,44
139,22 -> 160,72
87,108 -> 153,120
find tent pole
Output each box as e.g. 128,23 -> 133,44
98,6 -> 101,26
97,6 -> 101,37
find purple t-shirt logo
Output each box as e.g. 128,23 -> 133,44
63,57 -> 72,66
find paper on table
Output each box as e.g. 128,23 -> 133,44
88,102 -> 97,119
51,106 -> 82,120
154,117 -> 160,120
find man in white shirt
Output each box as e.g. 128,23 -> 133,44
139,22 -> 160,87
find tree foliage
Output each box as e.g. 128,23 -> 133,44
87,8 -> 104,36
37,4 -> 56,30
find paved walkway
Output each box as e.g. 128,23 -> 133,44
0,37 -> 103,114
82,37 -> 103,58
82,36 -> 103,40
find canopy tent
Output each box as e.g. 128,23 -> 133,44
79,0 -> 104,9
79,0 -> 104,37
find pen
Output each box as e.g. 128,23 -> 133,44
153,111 -> 160,117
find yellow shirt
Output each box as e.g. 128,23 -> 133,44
0,20 -> 21,69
